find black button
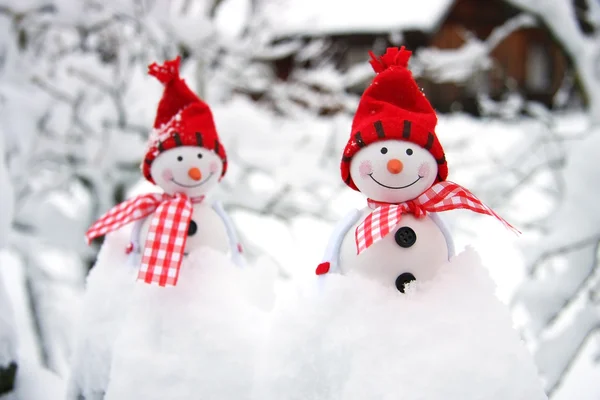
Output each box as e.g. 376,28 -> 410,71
395,226 -> 416,248
395,273 -> 416,293
187,220 -> 197,236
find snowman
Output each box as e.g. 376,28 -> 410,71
68,57 -> 244,400
316,47 -> 516,292
86,56 -> 243,287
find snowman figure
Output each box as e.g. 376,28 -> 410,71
316,47 -> 516,292
86,56 -> 243,287
70,56 -> 245,400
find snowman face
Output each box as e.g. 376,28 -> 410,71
150,146 -> 222,197
349,140 -> 438,203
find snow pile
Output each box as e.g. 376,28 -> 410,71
0,274 -> 17,395
253,248 -> 547,400
8,360 -> 65,400
67,227 -> 138,400
104,247 -> 270,400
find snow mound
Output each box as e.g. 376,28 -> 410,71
0,276 -> 16,368
253,247 -> 547,400
9,359 -> 66,400
67,227 -> 138,400
104,246 -> 269,400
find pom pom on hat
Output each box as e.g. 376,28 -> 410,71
368,47 -> 411,73
340,46 -> 448,191
142,56 -> 227,184
148,56 -> 182,84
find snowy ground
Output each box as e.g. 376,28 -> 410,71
253,248 -> 547,400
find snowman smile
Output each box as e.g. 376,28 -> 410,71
171,173 -> 214,188
368,174 -> 422,189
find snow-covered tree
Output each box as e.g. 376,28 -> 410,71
501,0 -> 600,395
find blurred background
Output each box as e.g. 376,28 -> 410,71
0,0 -> 599,398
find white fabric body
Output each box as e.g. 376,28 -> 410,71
338,207 -> 452,288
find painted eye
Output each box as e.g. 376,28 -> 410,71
197,153 -> 203,159
177,156 -> 183,161
380,147 -> 388,154
406,149 -> 413,156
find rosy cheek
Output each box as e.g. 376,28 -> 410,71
358,161 -> 373,178
161,169 -> 174,181
209,161 -> 219,174
418,163 -> 431,178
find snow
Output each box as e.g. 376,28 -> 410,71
552,331 -> 600,400
415,39 -> 491,83
104,246 -> 272,400
214,0 -> 252,39
0,133 -> 12,251
261,0 -> 454,37
0,274 -> 16,368
7,359 -> 65,400
253,248 -> 547,400
66,227 -> 138,400
0,118 -> 17,391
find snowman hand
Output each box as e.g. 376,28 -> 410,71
316,261 -> 331,275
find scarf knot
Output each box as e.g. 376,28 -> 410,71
356,181 -> 518,255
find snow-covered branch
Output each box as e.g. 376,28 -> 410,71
414,13 -> 536,84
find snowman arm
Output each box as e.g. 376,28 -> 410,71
212,201 -> 245,267
318,208 -> 362,274
129,218 -> 144,253
429,212 -> 455,258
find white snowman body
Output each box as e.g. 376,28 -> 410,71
136,145 -> 232,255
334,139 -> 452,291
339,209 -> 449,291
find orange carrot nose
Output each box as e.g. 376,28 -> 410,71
188,167 -> 202,181
387,159 -> 403,174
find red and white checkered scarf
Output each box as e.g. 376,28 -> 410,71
86,193 -> 204,287
355,181 -> 519,255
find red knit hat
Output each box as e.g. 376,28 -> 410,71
142,56 -> 227,184
340,47 -> 447,190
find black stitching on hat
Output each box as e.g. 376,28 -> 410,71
214,140 -> 220,153
403,120 -> 412,139
173,132 -> 182,146
424,132 -> 434,150
195,132 -> 203,146
157,141 -> 165,152
344,174 -> 352,185
342,155 -> 352,162
436,155 -> 446,165
374,120 -> 385,138
355,132 -> 365,148
437,173 -> 443,181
